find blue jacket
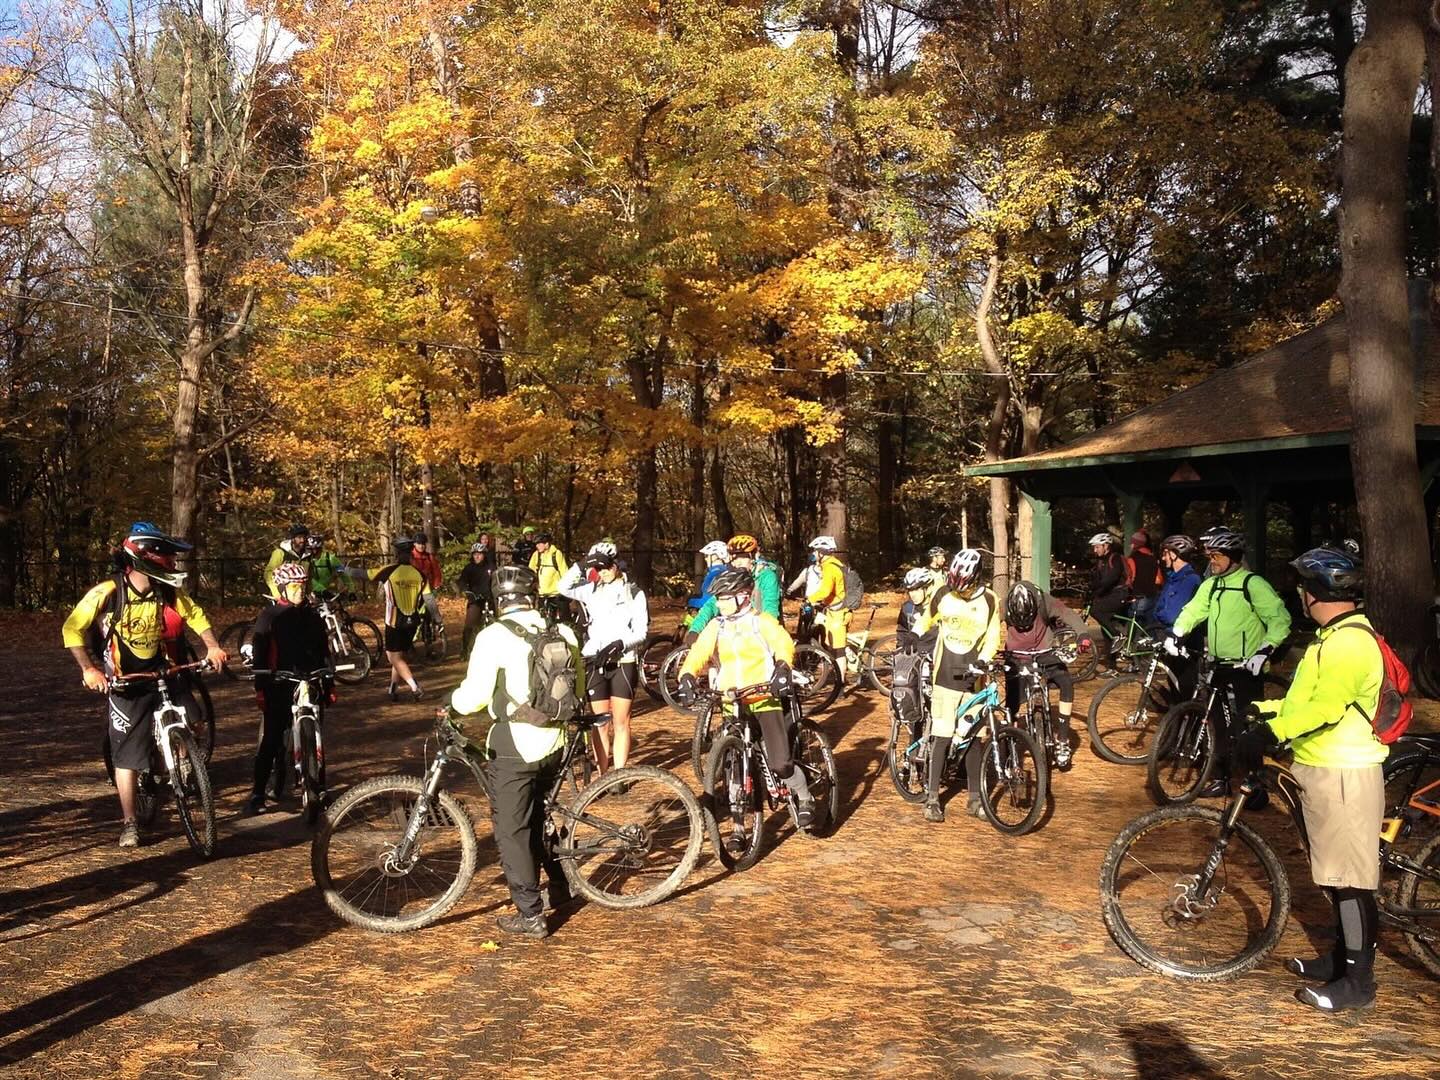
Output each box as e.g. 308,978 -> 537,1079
687,563 -> 726,611
1152,564 -> 1202,631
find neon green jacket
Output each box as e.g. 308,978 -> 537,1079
1171,568 -> 1290,662
1254,610 -> 1387,768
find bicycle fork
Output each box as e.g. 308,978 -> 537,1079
394,755 -> 451,867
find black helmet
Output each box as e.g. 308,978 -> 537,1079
1291,547 -> 1363,602
1199,526 -> 1245,556
1161,534 -> 1198,559
287,523 -> 309,539
535,532 -> 553,545
926,546 -> 947,561
1005,581 -> 1041,633
493,565 -> 538,607
392,537 -> 415,553
411,532 -> 427,546
710,567 -> 755,598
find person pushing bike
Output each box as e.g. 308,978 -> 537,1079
1002,580 -> 1091,768
62,524 -> 227,848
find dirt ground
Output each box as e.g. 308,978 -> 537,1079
3,598 -> 1440,1080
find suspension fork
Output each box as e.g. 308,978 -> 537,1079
1190,794 -> 1246,899
395,752 -> 452,860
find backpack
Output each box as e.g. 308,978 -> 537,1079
841,565 -> 865,612
87,573 -> 180,669
1336,622 -> 1413,745
498,619 -> 581,727
1122,556 -> 1137,592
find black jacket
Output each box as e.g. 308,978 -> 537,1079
250,602 -> 330,691
1091,552 -> 1128,603
458,557 -> 494,601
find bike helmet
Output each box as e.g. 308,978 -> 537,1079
1332,537 -> 1361,559
392,536 -> 415,553
492,565 -> 538,607
287,523 -> 309,539
925,546 -> 947,561
588,540 -> 618,559
1088,532 -> 1116,548
809,535 -> 838,553
1199,526 -> 1245,556
1160,534 -> 1198,559
699,540 -> 730,560
1006,581 -> 1041,632
273,561 -> 310,588
947,548 -> 982,590
121,527 -> 192,588
535,532 -> 553,545
470,541 -> 487,554
727,533 -> 760,557
1291,547 -> 1364,602
710,567 -> 755,598
411,532 -> 428,546
903,567 -> 932,591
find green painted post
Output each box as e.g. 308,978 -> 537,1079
1240,479 -> 1270,572
1119,493 -> 1144,553
1024,493 -> 1052,592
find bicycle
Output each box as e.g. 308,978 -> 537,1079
101,660 -> 216,857
638,612 -> 696,704
1100,757 -> 1440,982
1383,731 -> 1440,851
459,589 -> 495,660
311,709 -> 705,933
1052,626 -> 1098,682
658,635 -> 836,718
701,681 -> 839,870
313,592 -> 374,684
251,664 -> 354,825
1007,649 -> 1075,775
1087,648 -> 1180,765
1083,603 -> 1158,675
414,602 -> 447,661
885,658 -> 1047,836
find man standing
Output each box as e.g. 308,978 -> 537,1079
528,532 -> 570,624
511,525 -> 538,569
458,535 -> 496,658
265,524 -> 313,598
1127,529 -> 1161,626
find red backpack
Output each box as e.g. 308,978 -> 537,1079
1340,622 -> 1413,744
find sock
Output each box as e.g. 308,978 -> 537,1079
1337,887 -> 1378,986
783,766 -> 812,803
1057,701 -> 1072,726
927,736 -> 952,802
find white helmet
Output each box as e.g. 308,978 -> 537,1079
809,535 -> 838,553
699,540 -> 730,560
1088,532 -> 1117,548
947,548 -> 982,589
903,567 -> 932,590
588,540 -> 618,559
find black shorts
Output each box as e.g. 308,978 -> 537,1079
106,684 -> 201,772
385,621 -> 419,653
588,662 -> 638,704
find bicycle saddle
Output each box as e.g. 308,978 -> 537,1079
1395,731 -> 1440,751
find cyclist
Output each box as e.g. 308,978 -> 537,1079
785,548 -> 821,601
511,525 -> 538,568
1163,525 -> 1291,795
806,535 -> 850,687
899,567 -> 935,638
265,523 -> 313,599
676,567 -> 813,833
411,532 -> 445,634
1087,531 -> 1129,671
914,548 -> 1001,823
307,533 -> 343,597
347,538 -> 428,700
1150,534 -> 1203,635
1002,580 -> 1091,768
63,525 -> 228,848
923,546 -> 948,602
687,541 -> 731,621
1233,546 -> 1385,1012
528,532 -> 570,624
559,547 -> 648,773
688,534 -> 781,640
458,537 -> 497,658
246,561 -> 332,816
449,565 -> 582,939
1127,529 -> 1161,626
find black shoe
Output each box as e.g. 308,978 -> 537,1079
1295,976 -> 1375,1012
608,778 -> 633,797
245,794 -> 267,817
1286,952 -> 1341,982
411,685 -> 424,701
497,912 -> 549,939
1244,788 -> 1270,812
1196,778 -> 1230,800
386,685 -> 398,702
795,798 -> 815,830
545,884 -> 573,912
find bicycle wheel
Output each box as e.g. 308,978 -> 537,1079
300,715 -> 324,826
1147,701 -> 1217,806
1088,672 -> 1173,766
271,727 -> 296,801
334,629 -> 372,684
1417,639 -> 1440,700
1055,629 -> 1098,682
169,729 -> 215,858
703,734 -> 764,871
1099,804 -> 1290,981
640,632 -> 676,704
794,720 -> 838,836
977,722 -> 1047,836
1385,745 -> 1440,849
311,774 -> 478,933
219,620 -> 255,680
347,617 -> 384,662
560,765 -> 704,907
887,712 -> 929,803
658,647 -> 696,713
690,697 -> 721,785
1396,829 -> 1440,979
565,732 -> 596,798
793,644 -> 839,715
863,634 -> 897,692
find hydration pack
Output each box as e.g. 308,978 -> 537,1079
499,620 -> 581,727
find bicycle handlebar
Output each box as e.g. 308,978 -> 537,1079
107,659 -> 213,688
250,665 -> 354,680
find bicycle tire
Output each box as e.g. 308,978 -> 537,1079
566,733 -> 596,798
334,629 -> 372,684
1099,804 -> 1290,981
188,674 -> 216,764
703,734 -> 764,871
863,634 -> 897,692
1055,629 -> 1098,682
170,729 -> 215,857
560,765 -> 704,908
793,644 -> 839,715
1088,672 -> 1172,766
1384,745 -> 1440,849
347,617 -> 384,662
1396,828 -> 1440,979
887,713 -> 929,804
794,720 -> 838,836
311,774 -> 478,933
1417,639 -> 1440,700
219,620 -> 255,680
658,646 -> 696,713
978,722 -> 1047,836
1147,701 -> 1217,806
690,697 -> 721,785
640,632 -> 675,703
300,715 -> 324,826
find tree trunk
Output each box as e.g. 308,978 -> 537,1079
876,380 -> 899,573
976,249 -> 1013,596
816,374 -> 849,554
626,344 -> 667,591
689,366 -> 707,557
1340,0 -> 1431,660
711,447 -> 736,542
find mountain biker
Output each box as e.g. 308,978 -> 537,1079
1088,531 -> 1129,671
914,548 -> 1001,823
511,525 -> 538,569
529,532 -> 570,624
785,549 -> 821,602
63,525 -> 228,848
246,560 -> 332,816
1150,534 -> 1203,635
347,538 -> 428,700
265,524 -> 314,599
459,537 -> 497,658
411,532 -> 445,634
677,567 -> 814,833
1233,546 -> 1385,1012
687,534 -> 781,640
806,536 -> 850,687
558,547 -> 648,773
448,565 -> 583,939
1002,580 -> 1091,768
899,567 -> 935,637
687,541 -> 731,619
1164,525 -> 1291,796
1127,529 -> 1161,626
923,547 -> 948,604
307,533 -> 343,597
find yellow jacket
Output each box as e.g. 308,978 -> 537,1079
681,612 -> 794,692
529,548 -> 570,596
63,577 -> 210,672
807,555 -> 846,609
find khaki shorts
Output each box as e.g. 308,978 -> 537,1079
1292,762 -> 1383,890
822,608 -> 851,651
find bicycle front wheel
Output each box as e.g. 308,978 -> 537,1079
1396,829 -> 1440,979
334,629 -> 372,684
1147,702 -> 1217,806
560,765 -> 704,908
311,775 -> 478,933
658,647 -> 696,713
978,722 -> 1047,836
1088,673 -> 1171,766
793,644 -> 839,715
169,729 -> 215,857
219,620 -> 255,680
347,617 -> 383,662
703,735 -> 764,871
640,632 -> 676,704
887,713 -> 929,804
690,697 -> 721,784
1100,804 -> 1290,981
863,634 -> 897,692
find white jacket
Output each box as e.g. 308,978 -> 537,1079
559,564 -> 649,662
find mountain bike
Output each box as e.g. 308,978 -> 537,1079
1083,603 -> 1158,675
313,592 -> 374,684
701,682 -> 839,870
659,638 -> 836,718
102,660 -> 216,857
1100,758 -> 1440,982
414,603 -> 447,661
1053,626 -> 1098,682
317,590 -> 383,662
638,611 -> 695,704
886,659 -> 1047,836
1007,649 -> 1074,777
311,709 -> 705,933
1087,648 -> 1180,765
1383,732 -> 1440,851
251,664 -> 354,825
787,603 -> 886,707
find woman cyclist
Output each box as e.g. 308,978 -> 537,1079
1002,580 -> 1090,768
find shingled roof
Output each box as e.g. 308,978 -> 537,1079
974,284 -> 1440,475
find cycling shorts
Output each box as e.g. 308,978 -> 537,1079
106,683 -> 200,772
822,607 -> 851,651
588,662 -> 638,704
384,622 -> 419,653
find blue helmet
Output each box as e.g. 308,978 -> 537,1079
1291,547 -> 1363,602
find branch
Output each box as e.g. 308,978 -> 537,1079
191,288 -> 256,365
198,406 -> 271,461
